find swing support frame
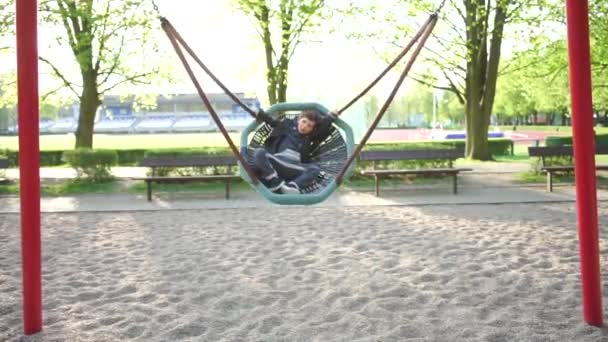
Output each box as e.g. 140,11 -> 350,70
159,11 -> 438,189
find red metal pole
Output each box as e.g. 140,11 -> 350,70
565,0 -> 603,327
16,0 -> 42,334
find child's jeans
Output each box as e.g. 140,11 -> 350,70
252,148 -> 321,189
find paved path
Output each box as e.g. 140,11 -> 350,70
1,161 -> 603,213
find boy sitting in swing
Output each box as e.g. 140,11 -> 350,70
251,109 -> 339,194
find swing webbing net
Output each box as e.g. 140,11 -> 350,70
245,113 -> 348,194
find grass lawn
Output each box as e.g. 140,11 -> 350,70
127,179 -> 252,193
0,179 -> 120,196
0,175 -> 451,197
514,171 -> 608,185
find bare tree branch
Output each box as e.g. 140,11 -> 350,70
98,35 -> 126,87
41,84 -> 67,102
94,0 -> 113,73
99,71 -> 156,94
38,56 -> 80,97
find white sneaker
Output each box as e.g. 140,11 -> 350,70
264,177 -> 284,192
280,182 -> 300,194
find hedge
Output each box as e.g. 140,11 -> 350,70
365,138 -> 513,156
63,149 -> 118,181
546,133 -> 608,147
1,138 -> 514,168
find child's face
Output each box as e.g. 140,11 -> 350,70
297,117 -> 316,135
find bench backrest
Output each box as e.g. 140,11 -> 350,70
359,149 -> 464,162
528,145 -> 608,157
0,158 -> 8,169
140,155 -> 237,168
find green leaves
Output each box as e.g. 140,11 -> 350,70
235,0 -> 327,104
496,0 -> 608,114
35,0 -> 166,147
0,0 -> 15,51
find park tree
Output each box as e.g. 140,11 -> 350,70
235,0 -> 327,105
492,0 -> 608,126
0,0 -> 14,51
39,0 -> 162,148
413,0 -> 527,159
0,0 -> 15,131
401,83 -> 434,125
438,91 -> 465,127
494,39 -> 570,126
494,68 -> 537,124
590,0 -> 608,117
349,0 -> 551,159
363,95 -> 380,125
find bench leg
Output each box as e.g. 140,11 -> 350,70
225,180 -> 230,200
547,172 -> 553,192
147,181 -> 152,201
452,174 -> 458,194
374,175 -> 380,197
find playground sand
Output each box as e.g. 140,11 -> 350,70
1,204 -> 607,341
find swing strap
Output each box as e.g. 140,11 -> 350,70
160,18 -> 259,185
337,13 -> 437,114
160,19 -> 259,119
335,13 -> 439,185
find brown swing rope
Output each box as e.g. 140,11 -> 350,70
160,9 -> 439,189
335,13 -> 439,185
160,18 -> 259,119
337,13 -> 437,115
160,18 -> 259,185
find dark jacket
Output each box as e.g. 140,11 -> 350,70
257,110 -> 337,163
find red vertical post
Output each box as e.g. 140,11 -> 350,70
16,0 -> 42,335
565,0 -> 603,327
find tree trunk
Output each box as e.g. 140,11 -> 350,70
277,3 -> 292,104
75,71 -> 100,148
462,0 -> 507,160
259,6 -> 277,105
465,100 -> 491,160
277,59 -> 288,103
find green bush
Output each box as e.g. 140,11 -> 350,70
116,149 -> 147,165
545,136 -> 572,146
144,147 -> 233,158
62,149 -> 118,181
1,150 -> 64,167
596,134 -> 608,146
498,125 -> 572,133
545,133 -> 608,147
364,138 -> 513,156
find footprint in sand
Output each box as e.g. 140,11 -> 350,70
292,259 -> 315,267
99,316 -> 125,326
76,291 -> 104,302
258,315 -> 283,334
165,322 -> 206,339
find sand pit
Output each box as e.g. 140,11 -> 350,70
1,204 -> 608,341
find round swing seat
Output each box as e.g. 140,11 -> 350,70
240,102 -> 355,205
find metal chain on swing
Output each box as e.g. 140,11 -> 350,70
435,0 -> 448,14
152,0 -> 161,18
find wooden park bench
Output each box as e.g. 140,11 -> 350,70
528,145 -> 608,192
132,155 -> 241,201
359,149 -> 472,196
